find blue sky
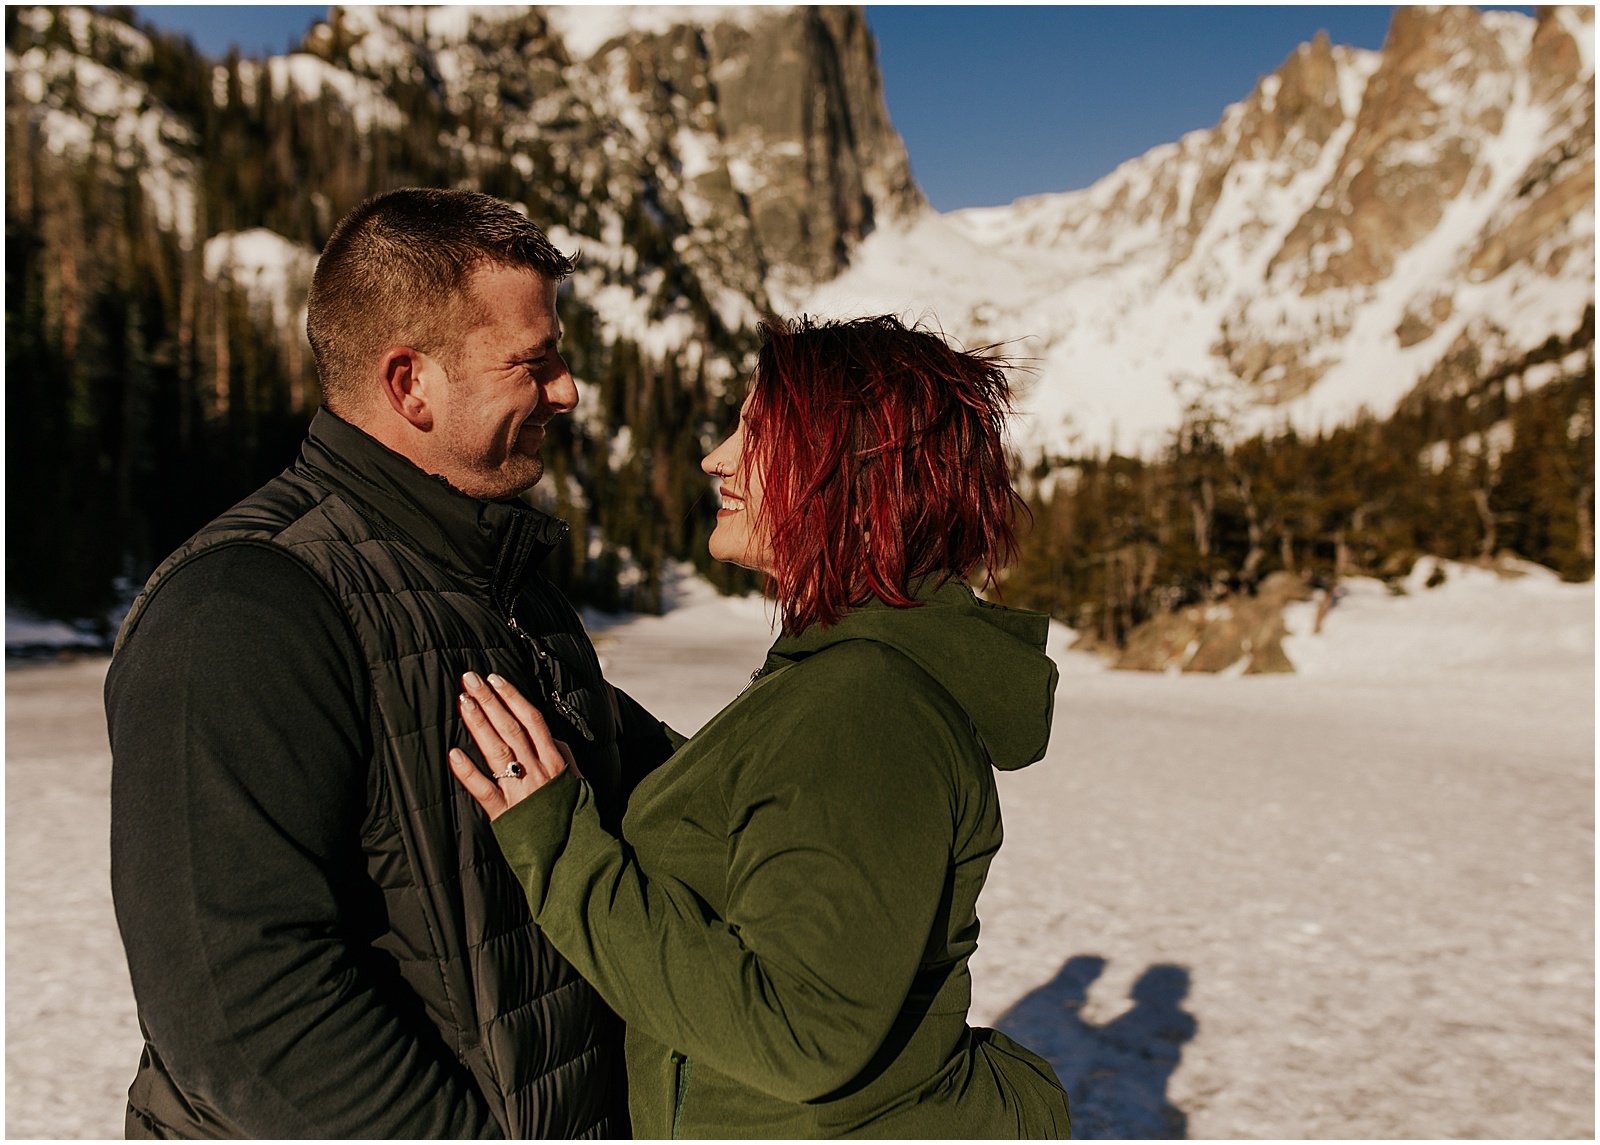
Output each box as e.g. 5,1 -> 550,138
129,5 -> 1534,212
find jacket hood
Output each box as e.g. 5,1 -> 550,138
766,578 -> 1058,771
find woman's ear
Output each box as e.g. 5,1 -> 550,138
377,347 -> 437,431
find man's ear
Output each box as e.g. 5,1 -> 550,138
377,347 -> 437,430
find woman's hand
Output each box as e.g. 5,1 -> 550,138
448,672 -> 576,821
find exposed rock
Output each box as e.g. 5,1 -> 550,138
1395,293 -> 1456,349
8,3 -> 924,367
1464,10 -> 1595,287
1403,303 -> 1593,411
1113,572 -> 1313,674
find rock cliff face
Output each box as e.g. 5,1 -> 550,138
802,5 -> 1594,458
299,6 -> 922,313
6,4 -> 923,372
4,4 -> 927,615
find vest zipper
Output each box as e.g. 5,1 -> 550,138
505,615 -> 596,741
670,1050 -> 692,1139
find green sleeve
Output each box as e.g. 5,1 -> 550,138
492,674 -> 961,1103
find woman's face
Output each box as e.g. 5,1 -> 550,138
701,393 -> 773,574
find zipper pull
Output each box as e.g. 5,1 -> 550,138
504,616 -> 596,741
549,693 -> 595,742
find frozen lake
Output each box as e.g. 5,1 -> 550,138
6,562 -> 1594,1138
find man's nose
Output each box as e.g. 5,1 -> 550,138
543,359 -> 579,414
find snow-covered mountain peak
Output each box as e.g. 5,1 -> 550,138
7,2 -> 1589,470
800,5 -> 1593,461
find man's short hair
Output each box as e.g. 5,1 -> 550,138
306,188 -> 577,414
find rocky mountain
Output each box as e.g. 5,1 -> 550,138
7,4 -> 920,372
296,6 -> 922,344
4,3 -> 921,617
802,5 -> 1594,461
4,4 -> 1593,633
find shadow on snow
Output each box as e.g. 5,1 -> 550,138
996,955 -> 1197,1139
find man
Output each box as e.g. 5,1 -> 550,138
107,188 -> 670,1138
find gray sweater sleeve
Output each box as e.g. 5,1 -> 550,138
107,543 -> 502,1138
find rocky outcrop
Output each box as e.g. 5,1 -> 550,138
7,4 -> 924,372
297,5 -> 923,318
1112,572 -> 1314,674
1226,6 -> 1593,411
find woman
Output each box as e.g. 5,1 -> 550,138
450,315 -> 1071,1137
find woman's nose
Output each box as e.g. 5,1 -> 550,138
701,444 -> 730,476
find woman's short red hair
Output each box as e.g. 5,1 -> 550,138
743,314 -> 1025,634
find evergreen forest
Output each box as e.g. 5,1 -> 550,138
1003,311 -> 1595,645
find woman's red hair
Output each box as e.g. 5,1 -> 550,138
743,314 -> 1025,634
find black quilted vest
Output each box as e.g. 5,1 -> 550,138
117,410 -> 629,1138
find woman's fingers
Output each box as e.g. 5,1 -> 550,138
453,672 -> 580,821
453,673 -> 572,819
448,748 -> 509,820
458,692 -> 522,778
461,672 -> 541,774
486,674 -> 568,781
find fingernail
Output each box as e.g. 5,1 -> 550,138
460,694 -> 477,712
487,674 -> 506,689
463,672 -> 484,689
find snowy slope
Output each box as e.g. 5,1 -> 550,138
7,561 -> 1590,1138
5,8 -> 200,246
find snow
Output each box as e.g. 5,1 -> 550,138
3,609 -> 101,655
546,6 -> 795,60
606,424 -> 634,472
577,274 -> 699,362
202,228 -> 320,332
672,126 -> 718,181
15,5 -> 151,64
329,6 -> 529,73
225,55 -> 404,133
8,40 -> 201,247
795,8 -> 1591,460
1553,6 -> 1596,77
1282,557 -> 1594,679
6,559 -> 1591,1138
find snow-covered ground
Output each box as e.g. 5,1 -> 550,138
5,562 -> 1593,1138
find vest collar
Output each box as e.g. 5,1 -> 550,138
298,408 -> 568,611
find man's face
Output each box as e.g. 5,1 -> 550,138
428,264 -> 576,500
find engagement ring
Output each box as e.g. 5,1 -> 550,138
492,762 -> 526,780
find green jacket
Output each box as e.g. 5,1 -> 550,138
493,579 -> 1071,1137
